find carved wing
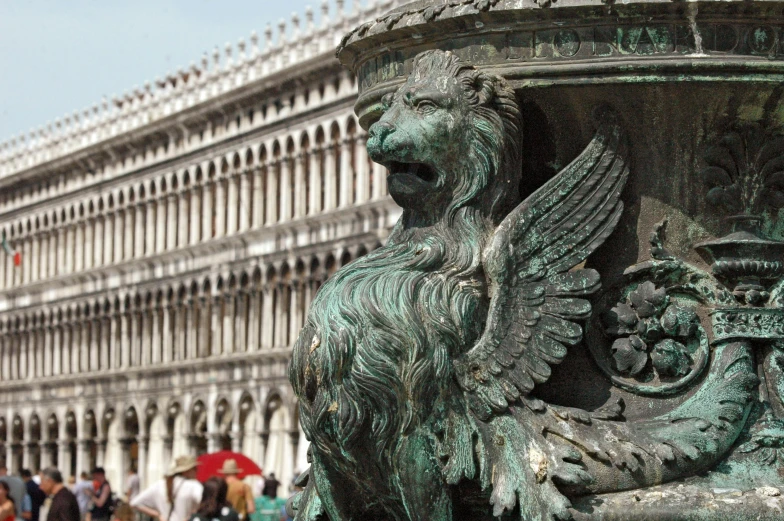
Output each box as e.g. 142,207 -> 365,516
455,108 -> 629,420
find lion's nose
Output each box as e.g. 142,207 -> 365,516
367,121 -> 396,162
368,121 -> 396,142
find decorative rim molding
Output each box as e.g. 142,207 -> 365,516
337,0 -> 784,126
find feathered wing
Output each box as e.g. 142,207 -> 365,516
455,107 -> 629,420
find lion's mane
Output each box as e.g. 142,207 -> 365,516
289,50 -> 523,502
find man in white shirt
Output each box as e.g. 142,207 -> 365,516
131,456 -> 203,521
124,469 -> 140,503
71,473 -> 92,521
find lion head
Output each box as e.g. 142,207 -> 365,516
367,50 -> 523,225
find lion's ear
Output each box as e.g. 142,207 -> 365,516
473,73 -> 497,106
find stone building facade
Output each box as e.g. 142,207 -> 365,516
0,0 -> 404,493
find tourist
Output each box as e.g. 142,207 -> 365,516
218,461 -> 253,521
260,475 -> 278,500
39,468 -> 79,521
0,482 -> 16,521
0,467 -> 25,520
85,469 -> 110,521
71,474 -> 91,521
21,470 -> 45,521
130,456 -> 202,521
123,469 -> 139,505
188,478 -> 237,521
21,492 -> 31,521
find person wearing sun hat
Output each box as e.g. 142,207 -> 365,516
130,456 -> 203,521
218,461 -> 254,521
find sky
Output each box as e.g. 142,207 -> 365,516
0,0 -> 356,142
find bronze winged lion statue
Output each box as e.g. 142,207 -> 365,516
288,50 -> 757,521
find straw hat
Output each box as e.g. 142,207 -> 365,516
165,455 -> 199,477
218,459 -> 243,475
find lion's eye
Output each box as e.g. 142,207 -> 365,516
416,100 -> 437,114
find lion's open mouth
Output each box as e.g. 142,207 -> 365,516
388,161 -> 437,184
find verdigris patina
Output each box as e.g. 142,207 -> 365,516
289,1 -> 784,519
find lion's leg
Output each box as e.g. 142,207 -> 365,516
394,430 -> 453,521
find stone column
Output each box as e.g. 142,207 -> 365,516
134,203 -> 145,257
62,326 -> 72,375
128,311 -> 139,367
105,315 -> 115,370
104,213 -> 114,265
373,161 -> 387,199
231,432 -> 242,453
145,201 -> 156,255
84,219 -> 94,270
166,195 -> 177,250
90,319 -> 100,371
98,316 -> 109,370
74,221 -> 84,272
120,312 -> 130,368
76,322 -> 86,372
239,169 -> 251,231
226,174 -> 238,234
198,297 -> 210,358
222,293 -> 234,355
57,441 -> 69,476
137,437 -> 149,487
252,167 -> 264,227
355,134 -> 370,204
161,303 -> 172,363
123,208 -> 134,261
96,439 -> 107,468
185,299 -> 196,359
247,289 -> 259,352
119,439 -> 131,485
202,183 -> 213,240
156,197 -> 166,253
211,295 -> 222,356
30,234 -> 40,282
113,212 -> 123,263
151,305 -> 161,364
235,290 -> 247,352
292,154 -> 306,219
339,138 -> 353,207
261,288 -> 274,349
76,439 -> 91,475
57,227 -> 67,276
175,304 -> 186,361
22,442 -> 31,470
214,180 -> 226,238
94,216 -> 104,267
141,309 -> 152,366
324,145 -> 337,210
43,326 -> 52,377
289,282 -> 301,347
308,149 -> 320,215
273,286 -> 285,347
52,326 -> 62,375
204,433 -> 215,454
280,157 -> 292,222
266,162 -> 278,224
178,189 -> 189,247
31,233 -> 41,282
190,186 -> 202,244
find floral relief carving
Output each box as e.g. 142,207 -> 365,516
604,281 -> 701,380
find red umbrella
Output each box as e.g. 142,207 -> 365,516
196,450 -> 262,482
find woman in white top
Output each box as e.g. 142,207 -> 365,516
131,456 -> 204,521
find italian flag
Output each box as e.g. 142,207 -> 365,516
1,234 -> 20,267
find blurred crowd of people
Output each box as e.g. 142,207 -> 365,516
0,459 -> 296,521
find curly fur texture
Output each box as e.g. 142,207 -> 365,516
289,50 -> 524,519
